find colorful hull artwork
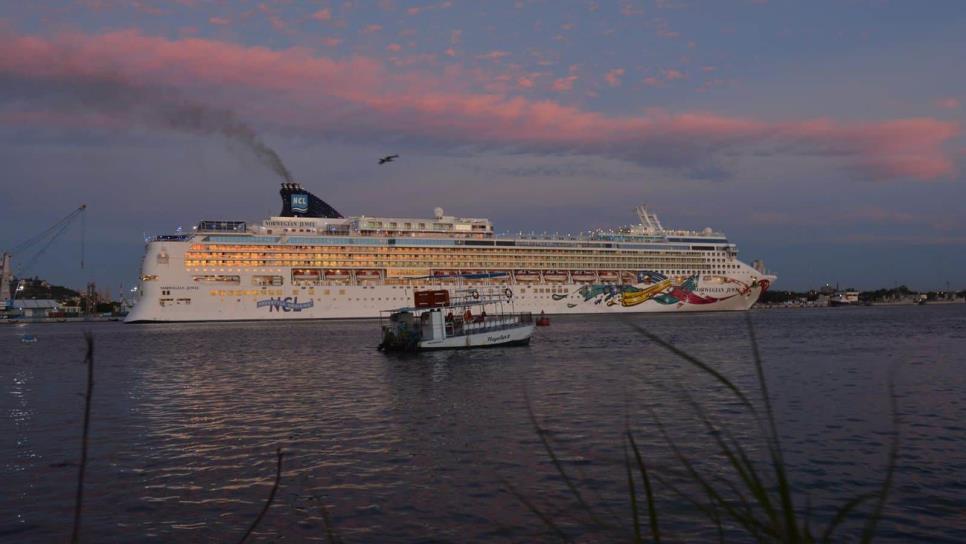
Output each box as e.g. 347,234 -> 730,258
556,271 -> 765,308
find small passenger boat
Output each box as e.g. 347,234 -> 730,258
20,334 -> 38,344
378,289 -> 534,351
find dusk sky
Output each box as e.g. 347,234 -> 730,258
1,0 -> 964,293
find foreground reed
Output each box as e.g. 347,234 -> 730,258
510,314 -> 898,542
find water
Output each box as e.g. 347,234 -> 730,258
2,305 -> 964,542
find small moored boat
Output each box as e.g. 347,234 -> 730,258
378,289 -> 534,351
20,334 -> 38,344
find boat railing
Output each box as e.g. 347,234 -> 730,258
443,311 -> 532,337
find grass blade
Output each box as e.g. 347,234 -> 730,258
819,492 -> 876,542
623,319 -> 756,414
71,332 -> 95,544
239,447 -> 284,544
860,380 -> 899,543
523,389 -> 608,530
745,314 -> 799,541
652,415 -> 773,539
682,391 -> 779,532
623,441 -> 642,543
626,431 -> 661,543
501,477 -> 573,543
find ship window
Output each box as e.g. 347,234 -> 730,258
252,275 -> 284,286
193,275 -> 240,284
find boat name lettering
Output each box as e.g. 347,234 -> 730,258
264,220 -> 317,228
160,286 -> 199,291
256,297 -> 314,312
486,334 -> 511,343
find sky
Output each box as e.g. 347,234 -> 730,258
1,0 -> 964,294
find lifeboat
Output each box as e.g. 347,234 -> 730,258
514,270 -> 541,282
544,270 -> 568,283
324,269 -> 350,280
292,268 -> 322,281
620,271 -> 638,284
598,271 -> 619,282
570,270 -> 597,283
356,269 -> 383,280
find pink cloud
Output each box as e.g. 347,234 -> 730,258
605,68 -> 624,87
208,16 -> 229,26
619,1 -> 644,16
311,8 -> 332,21
663,68 -> 684,80
935,97 -> 960,110
654,18 -> 678,38
552,75 -> 578,92
0,28 -> 958,181
477,50 -> 510,61
386,43 -> 401,52
362,24 -> 382,34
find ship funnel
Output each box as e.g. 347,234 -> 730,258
279,183 -> 343,218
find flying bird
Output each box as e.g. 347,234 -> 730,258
378,154 -> 399,165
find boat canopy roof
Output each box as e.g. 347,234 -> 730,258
383,294 -> 511,314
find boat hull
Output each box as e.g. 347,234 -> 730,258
418,323 -> 535,350
125,277 -> 774,322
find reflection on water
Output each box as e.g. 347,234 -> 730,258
1,305 -> 964,542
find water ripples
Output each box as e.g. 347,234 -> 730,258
1,305 -> 964,542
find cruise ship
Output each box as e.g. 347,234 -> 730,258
125,183 -> 775,322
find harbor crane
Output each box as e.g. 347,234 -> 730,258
1,205 -> 87,309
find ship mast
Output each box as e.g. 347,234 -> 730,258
635,204 -> 664,234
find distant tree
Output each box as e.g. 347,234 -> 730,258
759,290 -> 807,304
10,277 -> 81,301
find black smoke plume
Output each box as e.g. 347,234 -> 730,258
0,70 -> 293,182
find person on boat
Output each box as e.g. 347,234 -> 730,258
479,309 -> 487,323
445,311 -> 453,322
464,308 -> 473,322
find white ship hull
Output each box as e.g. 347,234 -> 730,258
126,283 -> 767,322
126,184 -> 776,323
126,244 -> 772,323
